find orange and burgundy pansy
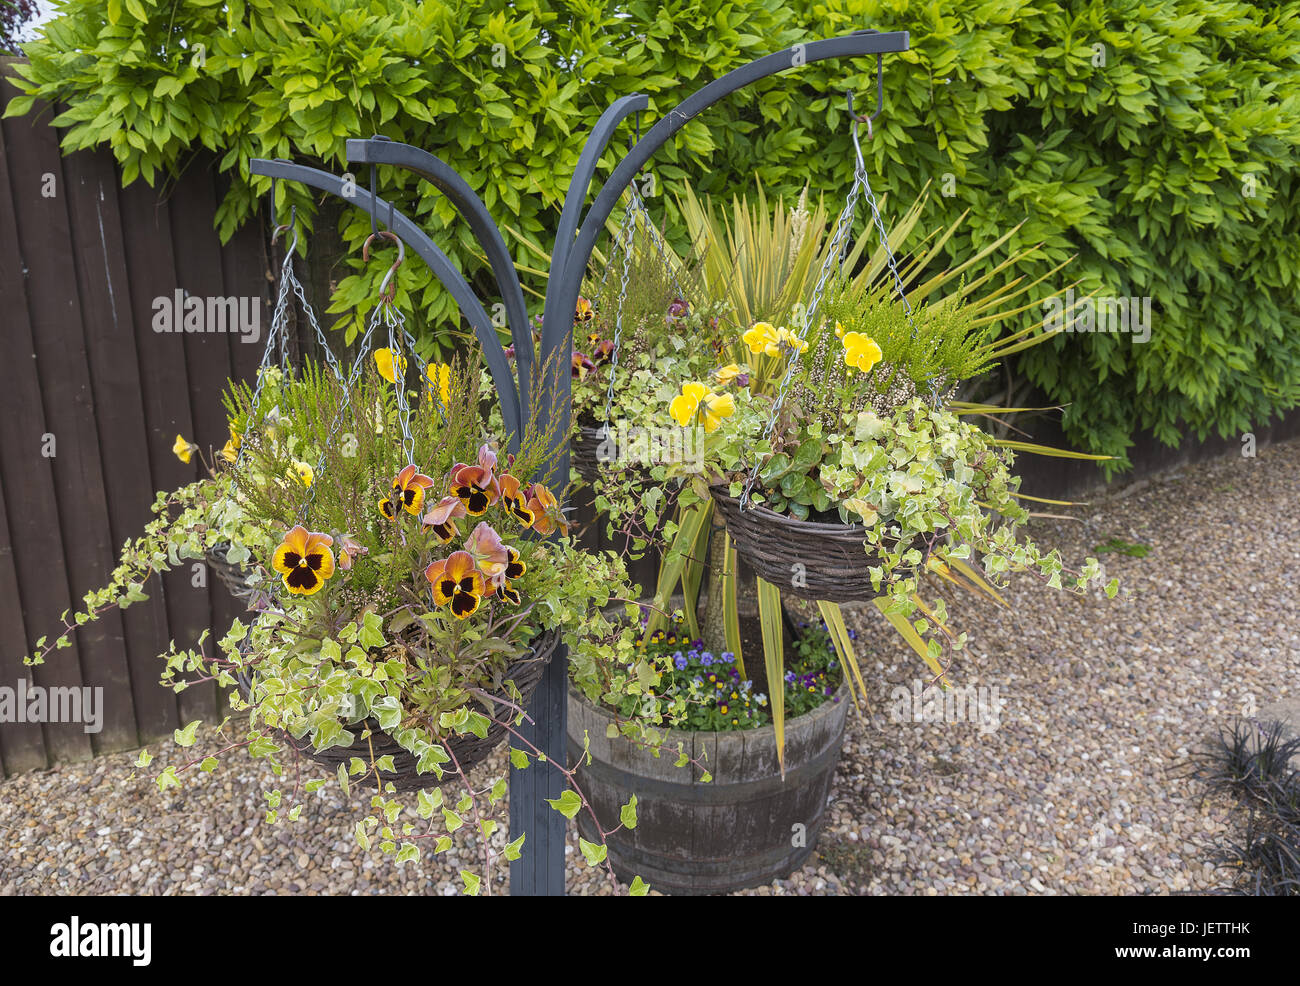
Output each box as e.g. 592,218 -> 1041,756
336,535 -> 367,571
465,521 -> 509,578
498,474 -> 535,526
424,550 -> 485,619
574,296 -> 594,324
484,547 -> 526,606
422,495 -> 467,543
448,445 -> 500,515
524,483 -> 567,536
379,464 -> 435,519
271,525 -> 335,595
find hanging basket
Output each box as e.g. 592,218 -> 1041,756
711,486 -> 925,604
570,419 -> 607,485
238,628 -> 560,789
207,542 -> 262,606
569,417 -> 660,488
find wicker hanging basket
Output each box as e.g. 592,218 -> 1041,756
207,542 -> 262,606
238,628 -> 560,789
570,418 -> 661,488
570,420 -> 607,485
711,486 -> 926,604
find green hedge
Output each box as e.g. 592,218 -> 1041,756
8,0 -> 1300,466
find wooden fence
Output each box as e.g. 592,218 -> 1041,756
0,67 -> 281,774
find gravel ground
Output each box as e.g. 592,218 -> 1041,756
2,440 -> 1297,895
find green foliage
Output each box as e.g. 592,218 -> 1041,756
821,281 -> 998,390
12,0 -> 1298,458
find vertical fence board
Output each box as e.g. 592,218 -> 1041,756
0,99 -> 51,775
0,477 -> 49,774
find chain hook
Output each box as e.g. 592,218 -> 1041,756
363,229 -> 405,305
847,48 -> 884,141
271,204 -> 298,251
269,173 -> 299,247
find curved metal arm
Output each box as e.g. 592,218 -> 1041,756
248,157 -> 524,445
345,138 -> 535,414
534,29 -> 910,480
549,94 -> 649,288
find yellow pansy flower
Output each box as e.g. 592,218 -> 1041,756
741,321 -> 781,357
698,390 -> 735,433
220,425 -> 241,464
427,362 -> 452,406
172,434 -> 197,464
714,363 -> 744,385
290,460 -> 314,487
842,332 -> 882,373
668,383 -> 734,433
834,321 -> 845,339
669,382 -> 710,427
374,348 -> 407,383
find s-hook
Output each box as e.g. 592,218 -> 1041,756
847,33 -> 885,139
363,228 -> 405,304
268,171 -> 298,247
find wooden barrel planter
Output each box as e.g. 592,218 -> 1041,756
240,629 -> 560,789
567,679 -> 849,895
711,486 -> 928,603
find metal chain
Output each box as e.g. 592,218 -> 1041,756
852,121 -> 943,408
400,322 -> 449,423
739,148 -> 864,509
598,183 -> 689,436
628,183 -> 687,304
228,227 -> 301,485
285,265 -> 346,383
384,303 -> 417,465
295,295 -> 387,523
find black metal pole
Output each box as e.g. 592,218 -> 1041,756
519,27 -> 909,897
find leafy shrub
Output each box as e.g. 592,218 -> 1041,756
8,0 -> 1300,464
